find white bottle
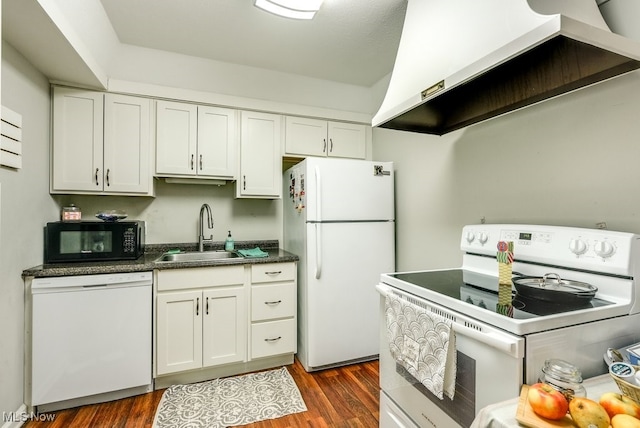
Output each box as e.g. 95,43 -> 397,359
225,230 -> 235,251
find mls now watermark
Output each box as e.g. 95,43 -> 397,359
3,411 -> 56,423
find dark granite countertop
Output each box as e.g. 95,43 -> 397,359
22,240 -> 299,278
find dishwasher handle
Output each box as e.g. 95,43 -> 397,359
31,272 -> 153,292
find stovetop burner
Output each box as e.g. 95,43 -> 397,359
389,269 -> 614,320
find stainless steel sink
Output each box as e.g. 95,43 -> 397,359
155,250 -> 243,263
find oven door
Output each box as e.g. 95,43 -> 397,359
377,283 -> 525,428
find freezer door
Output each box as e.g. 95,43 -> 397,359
304,158 -> 394,222
302,221 -> 395,369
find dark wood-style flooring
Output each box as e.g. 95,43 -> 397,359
24,358 -> 380,428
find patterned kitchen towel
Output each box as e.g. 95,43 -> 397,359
237,247 -> 269,258
385,292 -> 457,400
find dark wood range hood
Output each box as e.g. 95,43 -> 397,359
373,1 -> 640,136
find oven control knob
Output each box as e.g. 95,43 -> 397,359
465,231 -> 475,243
569,239 -> 588,255
594,241 -> 615,258
478,232 -> 489,244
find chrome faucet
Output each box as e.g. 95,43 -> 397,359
198,203 -> 214,252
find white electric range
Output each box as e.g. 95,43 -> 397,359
377,224 -> 640,428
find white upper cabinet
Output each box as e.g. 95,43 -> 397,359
155,100 -> 197,176
237,111 -> 282,199
197,106 -> 236,178
51,87 -> 152,196
284,116 -> 366,159
52,86 -> 364,199
52,88 -> 103,193
327,121 -> 367,159
103,93 -> 152,193
156,100 -> 236,179
284,117 -> 326,157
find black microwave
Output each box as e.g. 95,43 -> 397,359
44,221 -> 145,263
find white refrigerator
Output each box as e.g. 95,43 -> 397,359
283,157 -> 395,371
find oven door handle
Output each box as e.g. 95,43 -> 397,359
451,323 -> 521,357
376,283 -> 393,296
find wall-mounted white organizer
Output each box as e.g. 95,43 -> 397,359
1,105 -> 23,169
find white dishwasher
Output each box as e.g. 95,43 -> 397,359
29,272 -> 152,411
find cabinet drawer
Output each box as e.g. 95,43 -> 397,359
251,319 -> 296,359
157,265 -> 244,291
251,262 -> 295,283
251,283 -> 296,321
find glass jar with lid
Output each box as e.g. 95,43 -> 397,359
538,358 -> 586,401
61,204 -> 81,221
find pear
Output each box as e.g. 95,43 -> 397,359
569,397 -> 611,428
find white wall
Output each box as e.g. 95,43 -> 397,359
599,0 -> 640,41
373,69 -> 640,272
0,41 -> 59,419
108,45 -> 376,121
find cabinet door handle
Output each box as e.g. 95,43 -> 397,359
264,336 -> 282,342
265,271 -> 282,275
330,138 -> 333,152
322,138 -> 327,153
264,300 -> 282,306
196,297 -> 199,316
199,154 -> 203,171
206,297 -> 209,315
191,154 -> 195,170
95,168 -> 100,186
106,169 -> 110,187
243,175 -> 246,190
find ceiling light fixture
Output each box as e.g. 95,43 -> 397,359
254,0 -> 324,20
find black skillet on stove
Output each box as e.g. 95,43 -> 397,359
511,272 -> 597,305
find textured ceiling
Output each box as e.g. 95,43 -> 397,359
99,0 -> 407,87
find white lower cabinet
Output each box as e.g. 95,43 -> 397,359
251,283 -> 296,321
156,290 -> 203,374
154,261 -> 296,379
155,266 -> 246,376
250,263 -> 297,359
202,287 -> 247,367
251,319 -> 296,359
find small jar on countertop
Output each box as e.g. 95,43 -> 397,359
61,204 -> 81,221
538,358 -> 586,401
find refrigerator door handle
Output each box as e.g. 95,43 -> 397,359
314,165 -> 322,279
315,223 -> 322,279
315,165 -> 322,222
